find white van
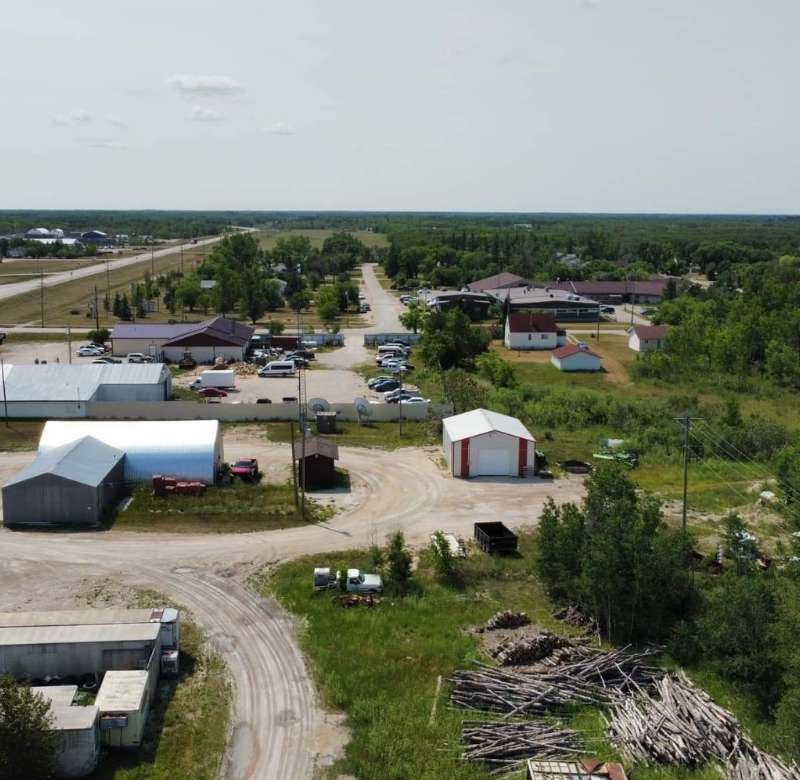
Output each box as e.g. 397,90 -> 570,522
376,345 -> 407,360
259,360 -> 296,377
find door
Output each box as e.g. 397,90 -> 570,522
476,448 -> 513,476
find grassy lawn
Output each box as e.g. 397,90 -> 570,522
113,480 -> 333,533
1,331 -> 77,343
265,535 -> 781,780
265,419 -> 441,449
0,421 -> 44,450
93,591 -> 230,780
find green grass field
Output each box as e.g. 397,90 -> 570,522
265,419 -> 441,449
113,479 -> 333,532
265,535 -> 783,780
0,421 -> 44,450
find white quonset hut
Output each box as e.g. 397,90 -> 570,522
38,420 -> 223,483
0,363 -> 171,418
443,408 -> 535,478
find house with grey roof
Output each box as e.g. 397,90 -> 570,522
110,315 -> 254,363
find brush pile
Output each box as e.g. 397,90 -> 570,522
484,610 -> 531,631
489,631 -> 567,667
552,604 -> 598,633
606,672 -> 800,779
461,720 -> 584,774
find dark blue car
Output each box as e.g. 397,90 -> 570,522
373,379 -> 400,392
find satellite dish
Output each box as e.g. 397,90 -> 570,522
308,397 -> 330,413
354,396 -> 372,424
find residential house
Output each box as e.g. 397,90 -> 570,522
628,325 -> 668,352
504,313 -> 566,350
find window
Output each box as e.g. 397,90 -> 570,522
527,334 -> 531,341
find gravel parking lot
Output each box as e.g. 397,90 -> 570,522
0,339 -> 114,365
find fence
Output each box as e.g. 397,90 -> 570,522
83,400 -> 453,423
363,333 -> 422,346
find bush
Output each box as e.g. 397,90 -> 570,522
386,532 -> 413,593
87,327 -> 110,344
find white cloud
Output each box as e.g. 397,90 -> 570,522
51,114 -> 69,126
105,116 -> 126,128
264,122 -> 297,137
89,141 -> 127,150
190,106 -> 224,122
167,74 -> 244,96
69,110 -> 91,123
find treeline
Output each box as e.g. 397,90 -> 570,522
536,465 -> 800,757
379,215 -> 800,287
639,262 -> 800,389
0,238 -> 95,259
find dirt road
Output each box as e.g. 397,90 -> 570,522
0,431 -> 585,779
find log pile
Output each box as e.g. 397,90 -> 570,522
461,719 -> 584,774
490,631 -> 566,667
552,604 -> 598,633
485,610 -> 531,631
451,646 -> 663,715
606,672 -> 800,779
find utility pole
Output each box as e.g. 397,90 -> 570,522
151,245 -> 155,277
106,258 -> 111,304
596,303 -> 601,342
40,271 -> 45,328
93,286 -> 100,334
0,358 -> 8,427
290,421 -> 298,509
674,414 -> 704,539
67,327 -> 72,364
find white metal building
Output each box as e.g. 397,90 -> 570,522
95,670 -> 152,747
50,705 -> 101,779
443,408 -> 535,478
0,363 -> 172,418
38,420 -> 223,482
503,312 -> 566,351
550,344 -> 603,372
627,325 -> 668,352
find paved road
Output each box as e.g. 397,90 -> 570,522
0,235 -> 226,303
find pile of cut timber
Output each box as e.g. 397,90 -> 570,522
490,631 -> 568,667
606,672 -> 800,779
552,604 -> 597,633
485,610 -> 531,631
461,720 -> 583,774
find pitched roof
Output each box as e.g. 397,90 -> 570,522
467,272 -> 529,293
111,316 -> 254,346
443,408 -> 535,442
3,436 -> 124,488
296,436 -> 339,460
507,312 -> 559,334
551,344 -> 601,360
631,325 -> 668,340
543,279 -> 669,297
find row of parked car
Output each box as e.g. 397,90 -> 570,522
366,374 -> 428,405
256,348 -> 317,377
76,344 -> 155,364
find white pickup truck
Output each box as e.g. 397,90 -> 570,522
345,568 -> 383,594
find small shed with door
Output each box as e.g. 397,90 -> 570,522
1,436 -> 125,527
443,408 -> 535,478
295,436 -> 339,490
550,343 -> 603,372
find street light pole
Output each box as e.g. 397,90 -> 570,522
0,358 -> 8,427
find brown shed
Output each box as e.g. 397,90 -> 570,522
295,437 -> 339,490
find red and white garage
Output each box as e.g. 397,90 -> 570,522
443,408 -> 536,478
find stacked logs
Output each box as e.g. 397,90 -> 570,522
461,720 -> 584,775
485,610 -> 531,631
606,672 -> 800,779
490,631 -> 566,667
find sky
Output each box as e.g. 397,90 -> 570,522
2,0 -> 798,213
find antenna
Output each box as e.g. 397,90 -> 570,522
308,397 -> 330,414
354,396 -> 371,425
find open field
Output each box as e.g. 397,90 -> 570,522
265,419 -> 441,449
0,421 -> 44,450
0,259 -> 93,283
0,244 -> 212,327
256,228 -> 388,251
267,534 -> 784,780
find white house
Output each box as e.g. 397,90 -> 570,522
442,408 -> 535,478
628,325 -> 668,352
550,343 -> 603,372
504,312 -> 566,350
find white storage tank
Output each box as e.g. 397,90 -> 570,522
38,420 -> 223,483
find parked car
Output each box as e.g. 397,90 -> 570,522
286,349 -> 316,361
289,356 -> 309,368
92,356 -> 122,364
259,361 -> 296,377
373,380 -> 400,392
601,305 -> 615,315
199,387 -> 227,398
127,352 -> 154,363
400,397 -> 429,404
256,398 -> 272,404
387,393 -> 423,404
345,568 -> 383,594
384,387 -> 419,402
367,375 -> 394,388
231,458 -> 259,481
78,345 -> 104,357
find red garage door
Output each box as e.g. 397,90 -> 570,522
460,438 -> 470,478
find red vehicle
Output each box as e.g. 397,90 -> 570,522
231,458 -> 259,481
199,387 -> 228,398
